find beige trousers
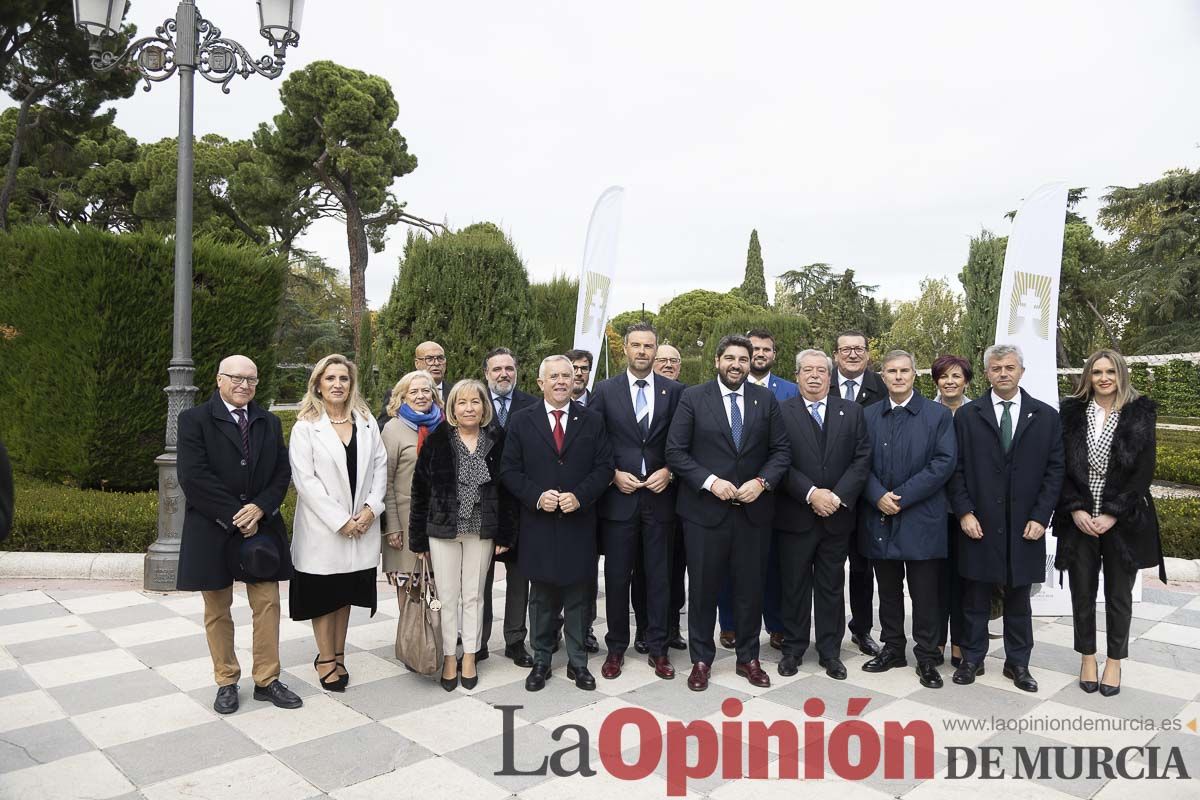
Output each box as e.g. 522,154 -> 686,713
201,581 -> 281,687
428,533 -> 494,652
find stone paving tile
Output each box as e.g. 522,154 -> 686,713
336,668 -> 459,720
104,719 -> 262,786
225,692 -> 372,751
0,689 -> 66,733
1163,606 -> 1200,629
24,647 -> 148,689
0,614 -> 93,646
48,666 -> 179,715
0,590 -> 55,610
0,750 -> 134,799
140,753 -> 317,800
127,632 -> 212,668
275,722 -> 433,792
0,665 -> 37,699
72,693 -> 215,749
444,719 -> 562,794
327,754 -> 510,800
0,718 -> 94,774
0,601 -> 72,626
81,602 -> 181,630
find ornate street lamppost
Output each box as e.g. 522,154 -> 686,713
73,0 -> 306,591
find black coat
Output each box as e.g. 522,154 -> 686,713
776,395 -> 871,536
948,389 -> 1065,586
837,369 -> 887,407
408,424 -> 517,553
487,388 -> 540,432
0,439 -> 12,543
589,372 -> 685,522
177,392 -> 293,590
1053,395 -> 1164,578
665,380 -> 791,529
499,401 -> 614,585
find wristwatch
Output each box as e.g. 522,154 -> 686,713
756,476 -> 772,492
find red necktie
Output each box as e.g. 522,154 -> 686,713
551,409 -> 565,453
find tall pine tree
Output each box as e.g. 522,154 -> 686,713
959,229 -> 1007,387
740,229 -> 769,307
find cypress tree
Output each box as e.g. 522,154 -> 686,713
741,229 -> 769,307
959,228 -> 1007,391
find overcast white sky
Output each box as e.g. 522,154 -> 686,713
23,0 -> 1200,314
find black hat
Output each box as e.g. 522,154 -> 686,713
227,532 -> 281,582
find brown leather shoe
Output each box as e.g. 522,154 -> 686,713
649,655 -> 675,679
719,630 -> 736,649
600,652 -> 623,679
687,662 -> 710,691
769,632 -> 784,650
735,659 -> 771,688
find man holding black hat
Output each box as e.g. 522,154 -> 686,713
177,354 -> 302,715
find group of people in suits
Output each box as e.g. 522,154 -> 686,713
175,326 -> 1164,712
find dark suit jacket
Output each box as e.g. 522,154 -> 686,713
665,380 -> 790,529
499,400 -> 614,585
776,395 -> 871,536
948,388 -> 1065,586
837,369 -> 886,407
589,372 -> 685,522
487,388 -> 539,431
177,391 -> 293,590
0,439 -> 12,543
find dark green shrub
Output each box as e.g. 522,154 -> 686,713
1152,360 -> 1200,417
1130,362 -> 1152,395
1158,497 -> 1200,560
702,312 -> 815,373
0,227 -> 285,490
1156,429 -> 1200,486
7,474 -> 158,553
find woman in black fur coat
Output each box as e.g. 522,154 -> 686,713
1054,349 -> 1164,698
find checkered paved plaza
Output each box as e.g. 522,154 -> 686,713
1,569 -> 1198,799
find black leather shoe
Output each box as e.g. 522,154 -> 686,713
584,630 -> 600,654
917,662 -> 944,688
504,643 -> 534,668
633,632 -> 649,654
475,648 -> 489,663
213,684 -> 239,714
952,661 -> 984,685
1003,663 -> 1038,693
951,655 -> 963,668
777,655 -> 800,677
667,628 -> 687,650
820,657 -> 847,680
525,664 -> 550,692
851,633 -> 882,657
862,646 -> 907,673
567,665 -> 596,690
253,680 -> 302,709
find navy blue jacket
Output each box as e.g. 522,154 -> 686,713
858,391 -> 956,561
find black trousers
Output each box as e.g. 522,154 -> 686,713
874,558 -> 944,664
637,519 -> 687,635
684,511 -> 769,665
1068,533 -> 1136,659
529,579 -> 589,669
962,579 -> 1032,666
481,559 -> 529,648
601,498 -> 672,656
937,515 -> 965,649
778,528 -> 849,661
847,542 -> 875,637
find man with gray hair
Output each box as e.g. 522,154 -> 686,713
949,344 -> 1064,692
774,349 -> 871,679
500,355 -> 614,691
859,350 -> 956,688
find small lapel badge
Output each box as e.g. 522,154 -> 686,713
572,416 -> 578,421
661,389 -> 667,395
1027,412 -> 1033,419
753,399 -> 758,406
839,410 -> 844,416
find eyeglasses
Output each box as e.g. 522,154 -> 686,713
654,357 -> 681,365
572,365 -> 591,373
219,373 -> 259,387
837,346 -> 867,356
418,355 -> 446,365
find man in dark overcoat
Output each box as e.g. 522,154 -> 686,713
949,344 -> 1065,692
665,334 -> 790,692
499,355 -> 613,691
176,355 -> 301,714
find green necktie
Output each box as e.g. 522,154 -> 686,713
1000,400 -> 1013,452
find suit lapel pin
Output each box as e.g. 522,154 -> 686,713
661,389 -> 667,395
1027,412 -> 1033,418
839,410 -> 844,416
572,416 -> 578,421
753,399 -> 758,406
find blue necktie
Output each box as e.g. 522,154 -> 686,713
843,380 -> 857,402
495,395 -> 509,427
729,393 -> 742,450
635,379 -> 649,474
810,402 -> 824,430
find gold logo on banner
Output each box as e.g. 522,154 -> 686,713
1007,271 -> 1052,340
581,270 -> 611,335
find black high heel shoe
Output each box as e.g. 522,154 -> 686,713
315,656 -> 345,693
1078,659 -> 1099,694
460,657 -> 478,690
1098,662 -> 1121,697
335,651 -> 349,689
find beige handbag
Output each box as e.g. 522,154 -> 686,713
395,557 -> 443,675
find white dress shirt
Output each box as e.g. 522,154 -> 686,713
836,371 -> 864,402
702,381 -> 746,492
627,370 -> 656,422
888,392 -> 915,411
543,400 -> 571,434
222,399 -> 248,421
801,394 -> 837,505
992,391 -> 1022,437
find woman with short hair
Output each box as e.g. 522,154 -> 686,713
931,354 -> 973,668
381,370 -> 444,586
289,354 -> 388,692
1055,349 -> 1163,697
410,380 -> 516,691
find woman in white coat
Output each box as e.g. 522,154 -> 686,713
289,354 -> 388,692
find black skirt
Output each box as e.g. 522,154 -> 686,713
288,567 -> 377,621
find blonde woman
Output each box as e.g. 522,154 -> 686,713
288,354 -> 388,692
409,380 -> 517,691
381,370 -> 444,584
1054,349 -> 1163,697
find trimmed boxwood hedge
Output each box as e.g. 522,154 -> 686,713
0,227 -> 286,490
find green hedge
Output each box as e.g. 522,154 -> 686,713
1156,429 -> 1200,486
701,312 -> 814,374
0,227 -> 286,490
1158,498 -> 1200,561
